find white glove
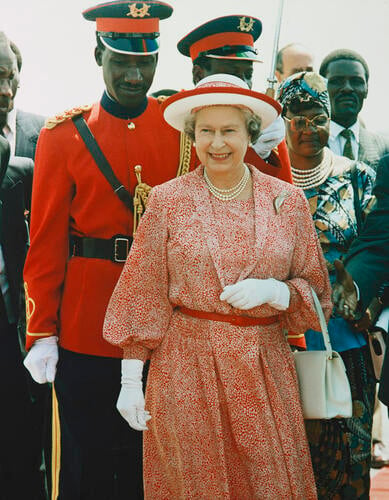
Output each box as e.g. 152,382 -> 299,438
220,278 -> 290,311
23,336 -> 59,384
117,359 -> 151,431
375,307 -> 389,333
252,115 -> 285,159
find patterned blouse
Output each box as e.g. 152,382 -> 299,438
304,150 -> 376,282
303,148 -> 376,351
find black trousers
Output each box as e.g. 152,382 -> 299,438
0,318 -> 49,500
54,348 -> 144,500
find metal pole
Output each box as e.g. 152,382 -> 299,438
267,0 -> 285,96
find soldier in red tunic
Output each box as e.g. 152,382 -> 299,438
22,2 -> 180,498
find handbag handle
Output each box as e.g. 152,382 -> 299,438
310,288 -> 333,358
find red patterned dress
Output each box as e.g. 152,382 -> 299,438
104,165 -> 332,499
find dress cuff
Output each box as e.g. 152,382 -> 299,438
122,344 -> 150,362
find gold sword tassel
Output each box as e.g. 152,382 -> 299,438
133,165 -> 152,235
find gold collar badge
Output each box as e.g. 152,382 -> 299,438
238,17 -> 254,33
127,3 -> 151,18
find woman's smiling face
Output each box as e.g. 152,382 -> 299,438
194,105 -> 250,176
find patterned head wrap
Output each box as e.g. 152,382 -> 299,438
277,71 -> 331,116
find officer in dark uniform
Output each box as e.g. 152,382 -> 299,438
22,2 -> 180,499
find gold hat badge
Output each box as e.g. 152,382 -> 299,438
238,17 -> 254,33
127,3 -> 151,18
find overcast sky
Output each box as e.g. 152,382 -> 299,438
2,0 -> 389,133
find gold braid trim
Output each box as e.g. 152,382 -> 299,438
133,165 -> 153,235
24,281 -> 35,328
24,282 -> 54,337
177,132 -> 193,177
45,104 -> 93,129
132,133 -> 193,235
51,386 -> 61,500
287,333 -> 306,339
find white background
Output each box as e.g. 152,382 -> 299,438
2,0 -> 388,133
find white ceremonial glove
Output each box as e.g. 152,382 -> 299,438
23,336 -> 59,384
220,278 -> 290,311
375,307 -> 389,333
117,359 -> 151,431
252,115 -> 285,159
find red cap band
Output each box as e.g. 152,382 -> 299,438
96,17 -> 159,33
189,32 -> 254,61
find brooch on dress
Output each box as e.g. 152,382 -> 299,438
273,191 -> 290,214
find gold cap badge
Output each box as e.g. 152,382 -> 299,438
238,17 -> 254,33
127,3 -> 151,18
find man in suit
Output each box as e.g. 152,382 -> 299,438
0,34 -> 44,158
333,154 -> 389,332
332,154 -> 389,461
0,34 -> 48,499
319,49 -> 389,170
0,135 -> 45,498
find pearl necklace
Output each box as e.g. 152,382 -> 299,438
291,149 -> 333,189
204,164 -> 250,201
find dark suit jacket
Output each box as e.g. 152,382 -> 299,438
345,154 -> 389,310
15,109 -> 45,160
0,136 -> 33,321
359,127 -> 389,171
344,155 -> 389,404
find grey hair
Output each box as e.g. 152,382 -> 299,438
184,107 -> 262,144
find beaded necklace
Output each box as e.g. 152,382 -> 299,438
203,164 -> 250,201
291,149 -> 334,189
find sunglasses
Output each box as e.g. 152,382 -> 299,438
284,114 -> 329,131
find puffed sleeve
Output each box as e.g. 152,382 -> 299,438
282,189 -> 333,333
103,186 -> 172,361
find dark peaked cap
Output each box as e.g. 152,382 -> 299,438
83,1 -> 173,55
178,15 -> 262,63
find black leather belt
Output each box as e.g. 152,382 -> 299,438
71,234 -> 133,263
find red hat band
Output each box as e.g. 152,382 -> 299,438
96,17 -> 159,33
190,32 -> 254,61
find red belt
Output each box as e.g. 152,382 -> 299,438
176,305 -> 280,327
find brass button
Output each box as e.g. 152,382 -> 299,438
127,122 -> 135,130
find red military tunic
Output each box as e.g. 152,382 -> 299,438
244,145 -> 292,183
24,94 -> 185,357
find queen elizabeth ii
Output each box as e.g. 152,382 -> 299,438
103,74 -> 332,499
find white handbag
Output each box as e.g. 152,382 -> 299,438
293,289 -> 353,420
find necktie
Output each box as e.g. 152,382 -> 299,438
340,128 -> 355,160
0,289 -> 6,321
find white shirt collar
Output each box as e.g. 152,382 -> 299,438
330,119 -> 360,143
4,107 -> 16,136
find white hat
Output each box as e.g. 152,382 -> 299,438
162,74 -> 281,132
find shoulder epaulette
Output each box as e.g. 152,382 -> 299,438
45,104 -> 93,130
